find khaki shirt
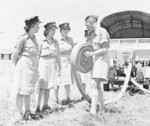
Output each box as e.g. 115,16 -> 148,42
40,38 -> 59,57
92,27 -> 110,64
14,34 -> 40,57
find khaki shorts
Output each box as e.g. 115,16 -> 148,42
92,57 -> 109,81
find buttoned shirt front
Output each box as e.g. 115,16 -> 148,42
40,38 -> 59,57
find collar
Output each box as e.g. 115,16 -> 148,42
23,33 -> 38,47
25,33 -> 35,40
60,36 -> 69,41
22,33 -> 29,39
22,33 -> 36,40
45,38 -> 55,44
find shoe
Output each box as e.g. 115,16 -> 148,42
42,105 -> 51,111
35,107 -> 41,113
60,99 -> 67,105
34,112 -> 44,119
60,98 -> 71,105
55,97 -> 59,104
66,98 -> 72,104
81,97 -> 84,101
42,105 -> 53,114
89,111 -> 96,116
34,107 -> 44,119
23,111 -> 40,121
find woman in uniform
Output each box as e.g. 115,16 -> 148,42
12,16 -> 41,120
55,23 -> 74,105
84,15 -> 110,115
35,22 -> 61,113
80,30 -> 92,100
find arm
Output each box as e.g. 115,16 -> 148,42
55,41 -> 62,74
56,54 -> 61,72
39,42 -> 42,57
69,37 -> 74,47
91,42 -> 109,56
93,28 -> 109,56
12,52 -> 19,66
12,37 -> 25,65
86,28 -> 110,57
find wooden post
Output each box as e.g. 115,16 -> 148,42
9,54 -> 11,60
2,54 -> 4,59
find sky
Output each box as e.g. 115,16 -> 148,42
0,0 -> 150,48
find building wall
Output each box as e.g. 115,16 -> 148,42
0,54 -> 12,60
109,38 -> 150,65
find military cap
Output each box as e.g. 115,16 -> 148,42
59,23 -> 70,31
44,22 -> 58,30
25,16 -> 41,26
85,15 -> 98,22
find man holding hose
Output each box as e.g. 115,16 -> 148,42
84,15 -> 110,115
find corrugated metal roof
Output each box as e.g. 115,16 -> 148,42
100,10 -> 150,39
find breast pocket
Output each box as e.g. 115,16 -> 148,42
28,46 -> 37,52
40,45 -> 50,56
25,43 -> 37,54
49,45 -> 58,56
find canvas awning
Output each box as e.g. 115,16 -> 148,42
101,11 -> 150,39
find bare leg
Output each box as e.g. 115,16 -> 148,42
55,85 -> 59,102
16,94 -> 23,115
111,79 -> 114,89
24,95 -> 31,113
81,83 -> 86,100
35,89 -> 44,112
90,79 -> 98,115
43,89 -> 50,106
82,83 -> 86,93
65,85 -> 71,100
97,81 -> 105,110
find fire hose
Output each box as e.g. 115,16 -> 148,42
70,43 -> 150,105
70,43 -> 93,103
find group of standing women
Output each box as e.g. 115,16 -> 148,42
12,16 -> 74,120
13,14 -> 110,120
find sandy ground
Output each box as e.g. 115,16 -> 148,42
0,60 -> 150,126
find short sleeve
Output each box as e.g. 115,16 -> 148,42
99,28 -> 110,44
54,39 -> 60,51
14,37 -> 25,54
68,37 -> 74,47
40,41 -> 50,56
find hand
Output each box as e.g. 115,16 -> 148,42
84,51 -> 93,57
